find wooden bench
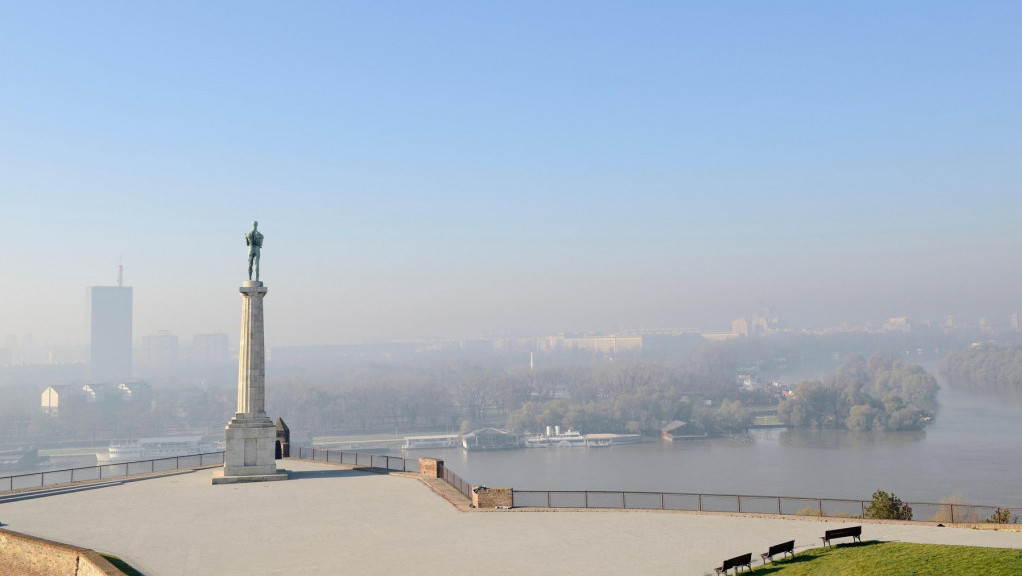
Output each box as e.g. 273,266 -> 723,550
821,525 -> 861,547
714,552 -> 753,575
760,539 -> 795,564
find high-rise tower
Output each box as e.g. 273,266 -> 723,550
88,266 -> 132,381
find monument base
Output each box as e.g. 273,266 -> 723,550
213,413 -> 288,485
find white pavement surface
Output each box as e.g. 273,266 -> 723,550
2,460 -> 1020,576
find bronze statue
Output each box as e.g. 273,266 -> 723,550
245,221 -> 264,281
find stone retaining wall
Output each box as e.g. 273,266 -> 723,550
0,528 -> 126,576
419,457 -> 444,479
472,487 -> 513,509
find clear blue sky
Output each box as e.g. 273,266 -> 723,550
2,2 -> 1020,347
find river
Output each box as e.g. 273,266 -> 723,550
408,385 -> 1022,507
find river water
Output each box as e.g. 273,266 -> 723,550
411,385 -> 1022,507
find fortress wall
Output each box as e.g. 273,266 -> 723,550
472,487 -> 512,509
0,528 -> 125,576
419,457 -> 444,478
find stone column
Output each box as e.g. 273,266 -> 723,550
236,281 -> 267,417
213,280 -> 287,484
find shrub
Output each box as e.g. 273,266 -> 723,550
864,489 -> 913,520
986,508 -> 1018,524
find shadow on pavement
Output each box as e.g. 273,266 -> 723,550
0,469 -> 201,503
286,468 -> 375,480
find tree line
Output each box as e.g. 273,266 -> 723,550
940,343 -> 1022,394
777,351 -> 939,432
1,334 -> 951,444
269,358 -> 762,437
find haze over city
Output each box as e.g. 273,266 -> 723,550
3,2 -> 1020,348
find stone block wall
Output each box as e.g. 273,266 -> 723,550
472,487 -> 513,509
419,458 -> 444,479
0,529 -> 125,576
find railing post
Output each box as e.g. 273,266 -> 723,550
860,500 -> 865,518
818,498 -> 823,517
737,495 -> 741,513
950,504 -> 955,524
584,491 -> 588,508
622,492 -> 626,509
660,492 -> 665,510
698,494 -> 703,511
547,491 -> 551,508
777,498 -> 781,515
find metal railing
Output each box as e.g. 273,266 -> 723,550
289,446 -> 419,474
443,466 -> 473,500
8,446 -> 1017,526
510,489 -> 1022,524
0,452 -> 225,493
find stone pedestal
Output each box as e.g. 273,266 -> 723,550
213,280 -> 287,484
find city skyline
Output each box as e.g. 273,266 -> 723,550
3,2 -> 1021,347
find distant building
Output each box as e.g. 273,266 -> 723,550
461,428 -> 519,451
882,317 -> 911,333
541,336 -> 643,355
729,305 -> 783,338
142,330 -> 178,371
118,381 -> 152,404
42,380 -> 150,416
88,285 -> 133,381
192,333 -> 230,365
81,382 -> 115,403
41,384 -> 84,416
731,317 -> 750,337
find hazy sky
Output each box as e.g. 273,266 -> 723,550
2,2 -> 1021,347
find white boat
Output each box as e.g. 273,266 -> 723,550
98,436 -> 225,463
525,426 -> 589,448
585,433 -> 643,447
402,435 -> 459,450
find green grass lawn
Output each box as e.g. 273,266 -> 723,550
100,553 -> 147,576
746,541 -> 1022,575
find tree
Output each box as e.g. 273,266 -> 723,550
711,399 -> 753,433
845,404 -> 879,432
864,489 -> 912,520
986,508 -> 1017,524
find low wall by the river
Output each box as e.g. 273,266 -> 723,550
0,528 -> 127,576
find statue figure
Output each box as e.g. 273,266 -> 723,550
245,221 -> 264,281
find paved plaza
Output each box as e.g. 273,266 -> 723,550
2,459 -> 1020,576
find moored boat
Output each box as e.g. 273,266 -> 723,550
98,436 -> 225,463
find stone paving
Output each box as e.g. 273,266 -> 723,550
1,459 -> 1020,576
